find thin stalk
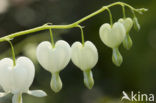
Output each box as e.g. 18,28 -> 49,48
122,5 -> 126,18
0,2 -> 145,43
7,40 -> 16,66
77,25 -> 85,46
106,8 -> 113,26
49,29 -> 55,48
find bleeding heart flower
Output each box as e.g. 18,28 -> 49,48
0,57 -> 47,103
99,22 -> 126,66
99,22 -> 126,48
118,18 -> 133,33
36,40 -> 71,93
71,41 -> 98,71
71,41 -> 98,89
118,18 -> 133,50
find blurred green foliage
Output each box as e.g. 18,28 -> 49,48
0,0 -> 156,103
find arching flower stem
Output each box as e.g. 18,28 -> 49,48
0,2 -> 147,43
106,8 -> 113,27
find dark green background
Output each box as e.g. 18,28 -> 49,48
0,0 -> 155,103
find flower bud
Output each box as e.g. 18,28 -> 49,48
133,17 -> 140,32
123,34 -> 133,50
118,18 -> 133,50
137,8 -> 148,14
36,40 -> 71,92
112,48 -> 123,66
99,22 -> 126,48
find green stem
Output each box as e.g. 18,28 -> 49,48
0,2 -> 144,43
122,5 -> 126,19
49,29 -> 55,48
77,25 -> 85,46
106,8 -> 113,26
7,40 -> 16,66
131,8 -> 136,18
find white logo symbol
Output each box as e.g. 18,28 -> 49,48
121,91 -> 131,101
121,91 -> 155,102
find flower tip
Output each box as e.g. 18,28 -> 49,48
83,70 -> 94,90
27,90 -> 47,97
50,72 -> 63,93
113,60 -> 122,67
0,92 -> 9,97
85,82 -> 94,90
51,86 -> 62,93
137,8 -> 148,14
140,8 -> 148,12
112,48 -> 123,67
133,17 -> 140,32
143,8 -> 148,12
123,34 -> 133,50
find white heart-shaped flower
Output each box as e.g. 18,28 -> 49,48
0,57 -> 47,103
71,41 -> 98,71
0,57 -> 34,94
99,22 -> 126,48
36,40 -> 71,73
118,18 -> 133,33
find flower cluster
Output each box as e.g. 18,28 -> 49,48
36,40 -> 98,91
0,2 -> 147,103
99,16 -> 140,66
0,57 -> 47,103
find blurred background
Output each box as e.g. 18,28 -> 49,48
0,0 -> 155,103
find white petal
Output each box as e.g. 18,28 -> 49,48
99,22 -> 126,48
118,18 -> 133,33
12,57 -> 35,94
27,90 -> 47,97
36,40 -> 71,73
0,57 -> 35,94
0,92 -> 9,97
0,58 -> 13,92
12,93 -> 22,103
71,41 -> 98,71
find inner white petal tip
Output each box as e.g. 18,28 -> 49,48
27,90 -> 47,97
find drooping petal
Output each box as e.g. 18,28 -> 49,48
0,92 -> 9,97
27,90 -> 47,97
12,93 -> 22,103
36,40 -> 71,73
112,48 -> 123,66
50,72 -> 62,93
83,69 -> 94,89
